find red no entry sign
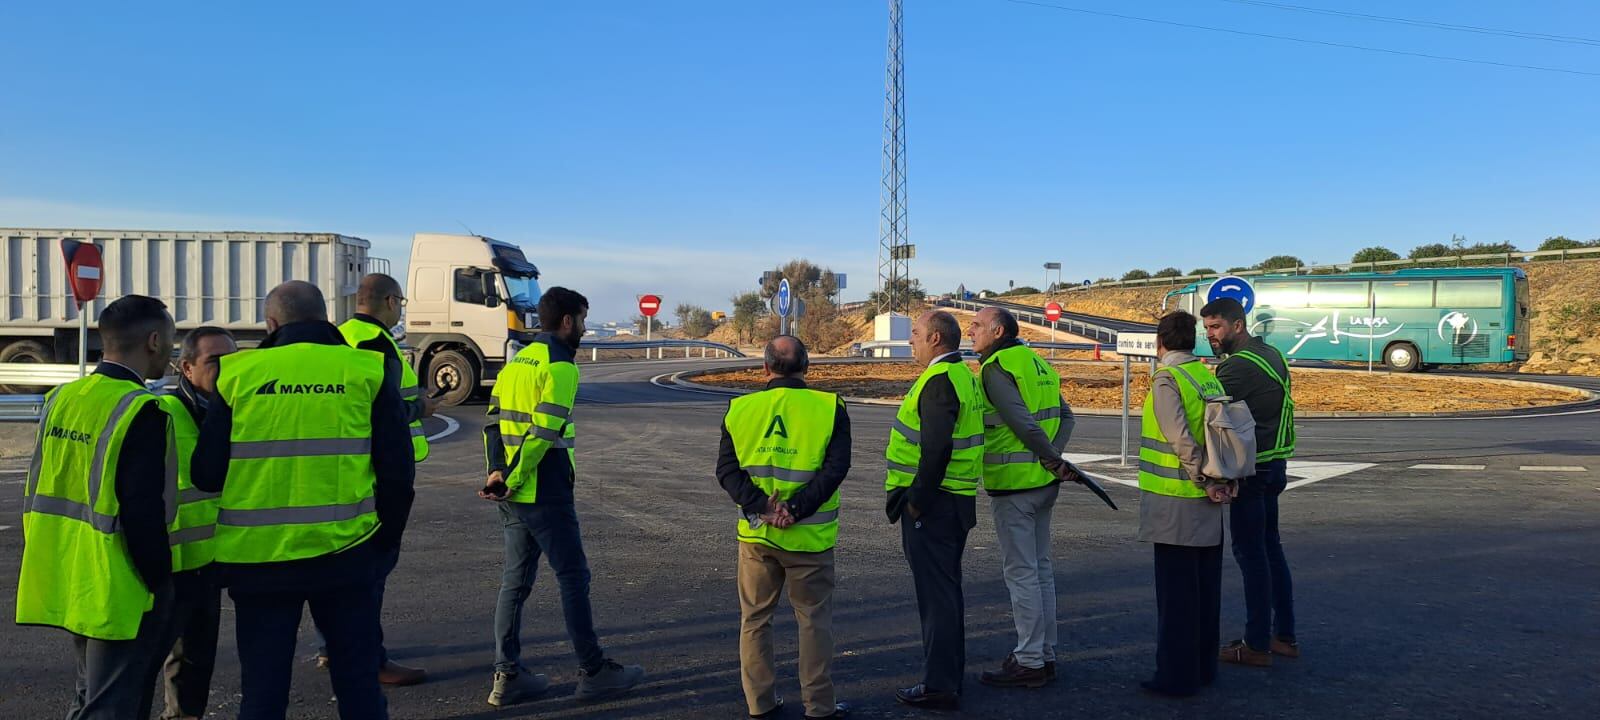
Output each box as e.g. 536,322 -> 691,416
638,294 -> 662,317
60,240 -> 103,305
1044,302 -> 1062,322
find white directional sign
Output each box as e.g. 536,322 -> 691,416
1115,332 -> 1159,358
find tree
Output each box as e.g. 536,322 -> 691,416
1189,267 -> 1217,276
1226,266 -> 1250,274
863,277 -> 927,317
729,292 -> 766,343
1000,285 -> 1041,296
1539,236 -> 1584,252
1255,255 -> 1303,271
1153,267 -> 1183,278
759,259 -> 838,301
1352,246 -> 1400,263
1409,243 -> 1453,259
1121,269 -> 1151,281
632,314 -> 666,335
674,303 -> 715,338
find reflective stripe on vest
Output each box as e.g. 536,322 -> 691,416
979,345 -> 1064,492
1231,349 -> 1297,462
156,394 -> 219,572
1137,361 -> 1220,499
725,387 -> 841,553
214,344 -> 384,564
491,340 -> 578,504
885,361 -> 984,497
339,318 -> 430,463
16,376 -> 169,640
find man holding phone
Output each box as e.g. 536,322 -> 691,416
479,287 -> 645,708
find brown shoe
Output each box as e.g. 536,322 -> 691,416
1219,640 -> 1273,667
379,660 -> 427,686
979,654 -> 1049,689
1271,637 -> 1300,658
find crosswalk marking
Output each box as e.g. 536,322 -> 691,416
1410,464 -> 1486,471
1519,466 -> 1587,472
1284,461 -> 1375,489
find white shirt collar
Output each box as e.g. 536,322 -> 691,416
101,359 -> 147,380
929,351 -> 961,367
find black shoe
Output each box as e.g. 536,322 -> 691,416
1139,680 -> 1197,698
805,700 -> 850,719
896,684 -> 960,710
751,698 -> 784,719
1045,661 -> 1056,681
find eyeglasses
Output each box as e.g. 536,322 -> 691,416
389,295 -> 408,308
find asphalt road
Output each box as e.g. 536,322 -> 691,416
1,358 -> 1597,719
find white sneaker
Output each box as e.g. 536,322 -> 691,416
487,668 -> 550,707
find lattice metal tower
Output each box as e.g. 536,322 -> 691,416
877,0 -> 910,315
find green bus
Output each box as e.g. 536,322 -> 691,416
1166,267 -> 1530,371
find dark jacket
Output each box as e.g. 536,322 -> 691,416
191,320 -> 416,593
886,353 -> 977,530
716,376 -> 852,522
93,362 -> 172,593
349,313 -> 421,424
483,333 -> 577,505
1216,335 -> 1291,457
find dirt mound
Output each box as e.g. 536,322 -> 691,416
692,361 -> 1586,413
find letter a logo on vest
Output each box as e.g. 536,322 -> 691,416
764,415 -> 789,439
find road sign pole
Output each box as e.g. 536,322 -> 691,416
1050,321 -> 1056,358
1120,355 -> 1131,467
78,301 -> 88,378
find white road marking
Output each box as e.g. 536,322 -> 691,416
426,414 -> 459,442
1064,453 -> 1120,465
0,525 -> 12,531
1519,465 -> 1587,472
1409,464 -> 1487,471
1082,471 -> 1138,489
1284,461 -> 1376,489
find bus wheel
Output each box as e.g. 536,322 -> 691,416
1384,342 -> 1420,373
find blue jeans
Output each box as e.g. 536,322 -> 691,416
1228,459 -> 1295,650
494,501 -> 605,674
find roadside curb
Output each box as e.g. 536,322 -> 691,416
665,360 -> 1600,419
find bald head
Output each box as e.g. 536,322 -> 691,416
764,335 -> 809,378
356,274 -> 402,310
265,280 -> 327,330
968,306 -> 1017,357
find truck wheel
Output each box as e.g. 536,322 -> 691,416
1384,342 -> 1421,373
428,349 -> 477,406
0,340 -> 55,393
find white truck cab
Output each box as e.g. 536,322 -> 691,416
405,233 -> 541,405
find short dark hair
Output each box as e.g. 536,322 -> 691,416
1157,311 -> 1198,352
265,280 -> 327,324
356,273 -> 402,309
99,295 -> 171,353
764,335 -> 809,376
926,311 -> 962,352
180,326 -> 236,363
538,287 -> 589,330
1199,297 -> 1247,326
994,308 -> 1020,341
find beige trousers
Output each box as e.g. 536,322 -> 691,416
737,541 -> 836,717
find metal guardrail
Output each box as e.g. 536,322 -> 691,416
582,339 -> 747,361
852,339 -> 1112,357
0,363 -> 84,388
1,395 -> 46,423
940,299 -> 1122,343
1071,245 -> 1600,291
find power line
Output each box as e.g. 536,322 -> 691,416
1217,0 -> 1600,48
999,0 -> 1600,78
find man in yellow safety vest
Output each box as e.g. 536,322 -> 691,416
716,335 -> 852,720
16,294 -> 177,720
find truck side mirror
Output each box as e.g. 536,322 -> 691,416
481,274 -> 501,308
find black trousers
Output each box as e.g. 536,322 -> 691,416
1152,542 -> 1223,694
900,503 -> 970,694
157,569 -> 221,720
230,577 -> 387,720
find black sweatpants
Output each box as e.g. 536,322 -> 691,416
900,502 -> 970,694
1152,542 -> 1222,694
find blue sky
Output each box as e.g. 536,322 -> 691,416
4,0 -> 1598,322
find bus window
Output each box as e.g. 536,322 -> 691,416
1256,281 -> 1307,309
1372,280 -> 1433,308
1435,279 -> 1501,308
1309,281 -> 1370,308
